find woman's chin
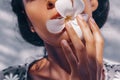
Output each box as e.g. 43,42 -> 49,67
45,30 -> 70,47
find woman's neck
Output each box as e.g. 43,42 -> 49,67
44,43 -> 71,73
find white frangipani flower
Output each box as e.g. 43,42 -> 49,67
3,73 -> 19,80
46,0 -> 85,38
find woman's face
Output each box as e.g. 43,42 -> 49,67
23,0 -> 98,47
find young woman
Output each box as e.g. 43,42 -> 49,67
0,0 -> 120,80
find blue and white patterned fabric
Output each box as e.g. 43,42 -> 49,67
0,54 -> 120,80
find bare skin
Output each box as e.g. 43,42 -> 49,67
29,15 -> 104,80
23,0 -> 104,80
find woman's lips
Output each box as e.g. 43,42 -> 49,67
51,12 -> 63,19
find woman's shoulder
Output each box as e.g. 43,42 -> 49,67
0,64 -> 27,80
0,53 -> 46,80
0,57 -> 47,80
0,58 -> 120,80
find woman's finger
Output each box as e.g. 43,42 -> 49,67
76,15 -> 96,59
88,17 -> 104,64
61,40 -> 78,70
65,22 -> 84,62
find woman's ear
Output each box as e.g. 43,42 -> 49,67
90,0 -> 98,11
27,18 -> 35,32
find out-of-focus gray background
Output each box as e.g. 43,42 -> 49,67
0,0 -> 120,70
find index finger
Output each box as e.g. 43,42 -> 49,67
65,22 -> 84,51
65,22 -> 84,62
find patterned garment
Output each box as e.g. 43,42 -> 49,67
0,55 -> 120,80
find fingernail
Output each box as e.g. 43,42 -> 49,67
66,21 -> 72,28
82,14 -> 89,21
78,14 -> 83,20
90,17 -> 95,23
61,40 -> 68,46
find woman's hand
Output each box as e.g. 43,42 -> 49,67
60,15 -> 104,80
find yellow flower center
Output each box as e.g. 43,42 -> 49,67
65,16 -> 72,22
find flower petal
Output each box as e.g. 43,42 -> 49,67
5,75 -> 10,80
70,19 -> 83,38
73,0 -> 85,17
46,19 -> 65,34
13,75 -> 19,80
55,0 -> 74,17
10,73 -> 13,79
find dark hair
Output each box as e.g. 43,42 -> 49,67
11,0 -> 110,46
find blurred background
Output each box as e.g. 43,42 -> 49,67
0,0 -> 120,70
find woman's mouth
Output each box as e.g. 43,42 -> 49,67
51,13 -> 63,19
